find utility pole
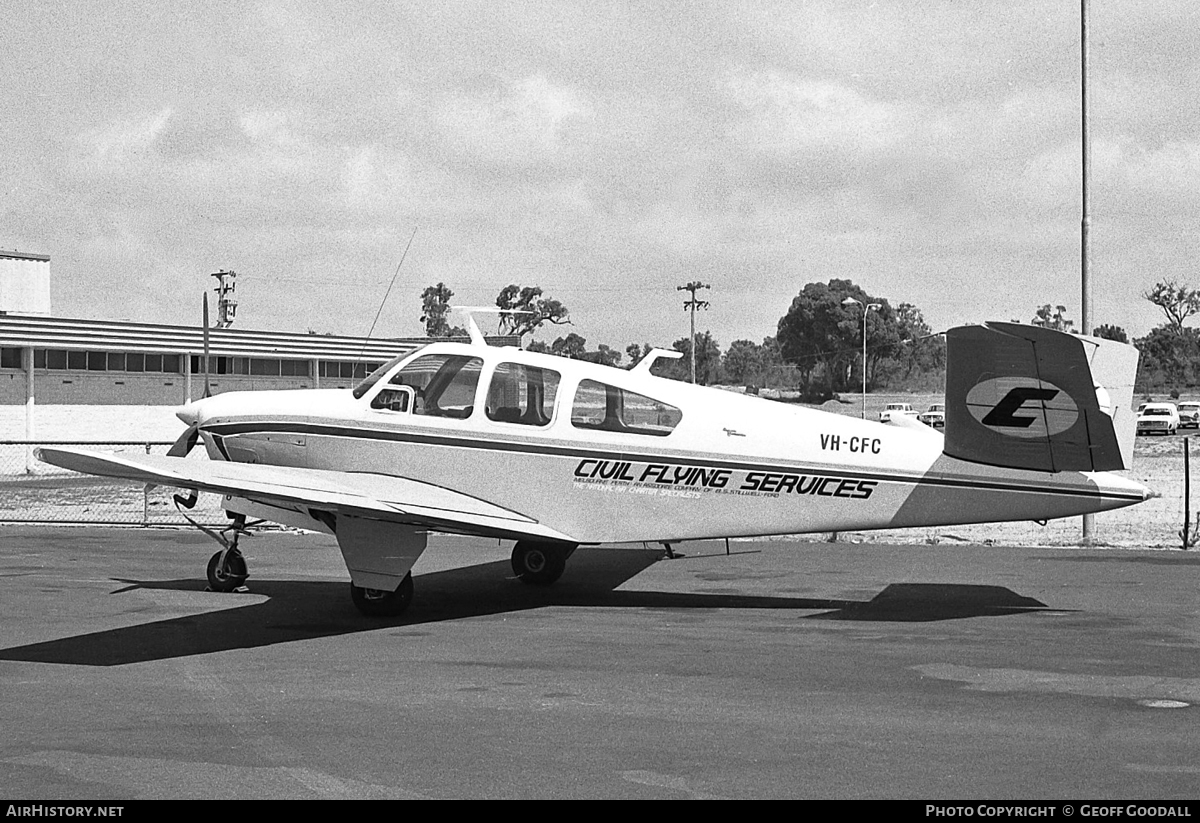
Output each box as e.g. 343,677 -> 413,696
210,270 -> 239,329
677,281 -> 709,383
1081,0 -> 1095,545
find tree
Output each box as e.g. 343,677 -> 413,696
1144,280 -> 1200,335
1093,324 -> 1129,343
1135,326 -> 1200,389
585,344 -> 623,367
550,332 -> 589,359
495,285 -> 571,338
776,279 -> 899,397
865,302 -> 945,391
1031,304 -> 1074,332
723,339 -> 764,386
625,342 -> 646,367
669,332 -> 721,385
419,283 -> 465,337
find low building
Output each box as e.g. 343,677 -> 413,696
1,313 -> 517,405
0,250 -> 51,316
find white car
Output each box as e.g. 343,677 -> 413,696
1177,402 -> 1200,429
917,403 -> 946,428
879,403 -> 918,424
1136,402 -> 1179,436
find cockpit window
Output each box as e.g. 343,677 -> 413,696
371,354 -> 483,418
351,349 -> 426,399
486,363 -> 560,426
571,380 -> 681,436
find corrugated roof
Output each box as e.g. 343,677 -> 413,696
0,314 -> 519,359
0,251 -> 50,262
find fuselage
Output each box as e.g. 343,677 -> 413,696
181,341 -> 1151,544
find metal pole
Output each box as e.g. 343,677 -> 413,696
1185,436 -> 1191,550
143,442 -> 152,526
24,346 -> 34,474
1081,0 -> 1095,545
861,314 -> 867,420
690,300 -> 697,384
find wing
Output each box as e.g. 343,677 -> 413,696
35,446 -> 577,543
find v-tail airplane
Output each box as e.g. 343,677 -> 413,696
37,315 -> 1151,617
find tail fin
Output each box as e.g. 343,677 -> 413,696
943,322 -> 1139,472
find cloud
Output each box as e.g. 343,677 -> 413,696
74,108 -> 174,164
432,74 -> 592,173
725,71 -> 903,157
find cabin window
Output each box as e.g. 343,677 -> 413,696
372,354 -> 483,419
571,380 -> 681,436
352,349 -> 427,398
486,363 -> 560,426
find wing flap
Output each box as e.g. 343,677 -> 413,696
35,447 -> 576,542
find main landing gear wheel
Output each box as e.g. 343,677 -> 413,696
511,541 -> 572,586
350,572 -> 414,617
206,547 -> 248,593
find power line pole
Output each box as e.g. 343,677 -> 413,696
210,270 -> 239,329
677,281 -> 709,383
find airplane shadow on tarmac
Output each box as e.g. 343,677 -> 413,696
0,548 -> 1051,666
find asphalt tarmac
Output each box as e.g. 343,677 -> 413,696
1,526 -> 1199,800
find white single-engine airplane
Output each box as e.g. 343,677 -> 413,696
37,315 -> 1151,617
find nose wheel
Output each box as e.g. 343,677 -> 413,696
206,546 -> 249,592
175,496 -> 258,593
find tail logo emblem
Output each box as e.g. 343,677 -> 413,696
982,387 -> 1060,428
966,378 -> 1078,439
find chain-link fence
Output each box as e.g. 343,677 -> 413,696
0,442 -> 227,525
0,437 -> 1191,549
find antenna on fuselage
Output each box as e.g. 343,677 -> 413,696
354,225 -> 418,373
450,306 -> 534,348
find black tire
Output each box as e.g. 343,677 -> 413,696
350,573 -> 414,617
511,541 -> 569,586
206,549 -> 248,592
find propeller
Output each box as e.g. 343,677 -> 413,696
167,424 -> 200,457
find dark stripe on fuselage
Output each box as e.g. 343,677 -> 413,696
200,420 -> 1145,503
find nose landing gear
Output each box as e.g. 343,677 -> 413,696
175,491 -> 257,593
206,544 -> 249,593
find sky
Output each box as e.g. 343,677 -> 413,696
3,0 -> 1199,355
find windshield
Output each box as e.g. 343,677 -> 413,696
352,347 -> 428,399
1144,408 -> 1172,416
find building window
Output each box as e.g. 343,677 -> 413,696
0,347 -> 21,369
321,360 -> 378,379
249,358 -> 280,376
280,359 -> 309,377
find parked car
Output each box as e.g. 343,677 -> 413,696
1177,402 -> 1200,429
917,403 -> 945,428
879,402 -> 918,424
1136,402 -> 1179,436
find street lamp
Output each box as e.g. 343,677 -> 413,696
842,297 -> 881,420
